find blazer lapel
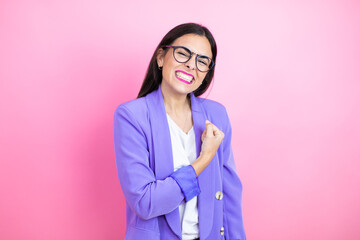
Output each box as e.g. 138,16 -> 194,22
145,86 -> 182,238
145,88 -> 215,239
191,94 -> 215,240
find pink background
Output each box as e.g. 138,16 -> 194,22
1,0 -> 360,239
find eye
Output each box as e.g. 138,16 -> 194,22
176,48 -> 190,57
198,57 -> 210,66
198,60 -> 207,66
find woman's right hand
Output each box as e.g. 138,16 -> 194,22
201,120 -> 224,158
192,120 -> 224,176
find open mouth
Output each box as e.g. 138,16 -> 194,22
175,70 -> 194,85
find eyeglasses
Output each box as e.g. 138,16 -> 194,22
163,45 -> 215,72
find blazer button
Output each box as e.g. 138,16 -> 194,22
220,227 -> 225,235
215,191 -> 223,200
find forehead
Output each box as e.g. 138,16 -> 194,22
171,34 -> 212,58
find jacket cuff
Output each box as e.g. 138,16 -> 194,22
170,165 -> 201,202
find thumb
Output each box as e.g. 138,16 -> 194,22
205,120 -> 214,137
201,128 -> 207,141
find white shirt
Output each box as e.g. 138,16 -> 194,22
166,114 -> 199,240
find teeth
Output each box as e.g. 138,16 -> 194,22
176,71 -> 193,82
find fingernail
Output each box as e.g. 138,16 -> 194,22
206,120 -> 210,124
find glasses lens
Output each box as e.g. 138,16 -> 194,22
173,47 -> 191,63
197,56 -> 213,72
171,46 -> 214,72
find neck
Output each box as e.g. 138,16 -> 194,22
160,85 -> 191,114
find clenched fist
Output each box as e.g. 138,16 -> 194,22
200,120 -> 225,159
192,120 -> 225,176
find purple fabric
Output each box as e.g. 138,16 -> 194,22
170,165 -> 201,202
113,86 -> 246,240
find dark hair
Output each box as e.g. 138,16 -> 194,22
137,23 -> 217,98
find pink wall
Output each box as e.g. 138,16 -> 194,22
1,0 -> 359,239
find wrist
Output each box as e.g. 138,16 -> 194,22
192,153 -> 212,176
199,151 -> 214,161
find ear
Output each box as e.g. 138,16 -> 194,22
156,48 -> 165,67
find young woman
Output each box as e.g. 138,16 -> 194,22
113,23 -> 246,240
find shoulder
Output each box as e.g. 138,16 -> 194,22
194,97 -> 231,130
115,97 -> 147,115
195,97 -> 229,119
114,97 -> 149,127
199,98 -> 227,114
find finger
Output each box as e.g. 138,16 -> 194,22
201,128 -> 207,141
205,122 -> 214,137
202,120 -> 210,141
210,122 -> 220,132
213,126 -> 224,139
214,129 -> 224,138
206,120 -> 220,132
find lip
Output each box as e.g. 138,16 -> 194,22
175,70 -> 195,85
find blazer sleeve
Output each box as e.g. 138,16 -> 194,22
113,105 -> 200,220
222,110 -> 246,240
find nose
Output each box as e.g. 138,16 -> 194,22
185,54 -> 196,70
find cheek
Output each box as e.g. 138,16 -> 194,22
197,72 -> 207,82
194,74 -> 206,88
164,53 -> 176,67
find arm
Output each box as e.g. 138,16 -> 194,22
222,111 -> 246,240
113,105 -> 200,220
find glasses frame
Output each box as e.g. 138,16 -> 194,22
163,45 -> 215,72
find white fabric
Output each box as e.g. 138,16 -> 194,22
166,114 -> 199,240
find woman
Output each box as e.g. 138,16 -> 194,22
113,23 -> 246,240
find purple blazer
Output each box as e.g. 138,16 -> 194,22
113,86 -> 246,240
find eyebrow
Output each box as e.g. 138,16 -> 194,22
180,45 -> 212,59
